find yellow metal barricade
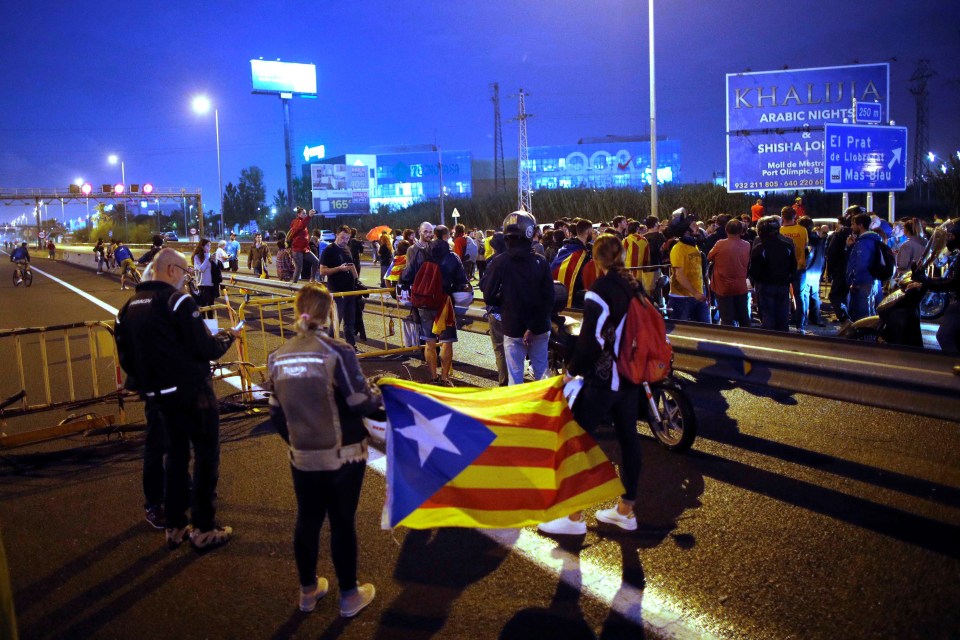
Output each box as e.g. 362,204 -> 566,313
0,321 -> 126,448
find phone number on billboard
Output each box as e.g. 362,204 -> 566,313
733,179 -> 822,190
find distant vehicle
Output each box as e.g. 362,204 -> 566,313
320,229 -> 336,242
162,232 -> 179,242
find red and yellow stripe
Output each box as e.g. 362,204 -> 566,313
385,255 -> 407,282
380,376 -> 624,529
552,250 -> 587,308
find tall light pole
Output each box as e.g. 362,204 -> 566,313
192,95 -> 224,239
108,154 -> 127,237
648,0 -> 659,220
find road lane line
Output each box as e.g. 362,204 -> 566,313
34,269 -> 717,639
3,257 -> 121,317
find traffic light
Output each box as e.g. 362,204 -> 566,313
102,184 -> 112,193
81,183 -> 93,195
68,184 -> 80,194
130,184 -> 140,193
114,183 -> 125,194
142,183 -> 154,195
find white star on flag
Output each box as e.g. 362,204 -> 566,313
395,404 -> 461,466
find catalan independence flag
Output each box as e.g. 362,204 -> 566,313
552,249 -> 587,308
379,376 -> 624,529
385,254 -> 407,283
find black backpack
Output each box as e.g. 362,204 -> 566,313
869,241 -> 896,281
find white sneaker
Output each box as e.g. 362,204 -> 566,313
340,583 -> 376,618
537,516 -> 587,536
595,507 -> 637,531
299,576 -> 329,612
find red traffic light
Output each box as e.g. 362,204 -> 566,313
81,183 -> 93,195
142,183 -> 154,195
114,183 -> 125,194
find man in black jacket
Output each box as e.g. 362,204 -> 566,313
826,207 -> 859,323
115,248 -> 238,550
480,211 -> 554,385
749,216 -> 797,332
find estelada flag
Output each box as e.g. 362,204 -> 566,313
552,249 -> 586,308
379,376 -> 624,529
385,254 -> 407,283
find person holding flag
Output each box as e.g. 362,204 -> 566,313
384,240 -> 410,286
266,283 -> 383,617
538,233 -> 645,535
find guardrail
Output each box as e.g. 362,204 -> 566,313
224,273 -> 960,422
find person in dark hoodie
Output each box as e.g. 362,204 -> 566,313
749,215 -> 797,332
480,212 -> 554,385
845,211 -> 882,321
400,224 -> 469,384
826,206 -> 860,323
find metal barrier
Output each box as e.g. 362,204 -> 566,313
0,321 -> 126,448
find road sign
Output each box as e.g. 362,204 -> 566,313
189,228 -> 197,235
38,231 -> 46,239
451,208 -> 460,219
856,101 -> 882,124
824,123 -> 907,193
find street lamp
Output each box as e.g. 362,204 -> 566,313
108,154 -> 127,237
192,95 -> 224,239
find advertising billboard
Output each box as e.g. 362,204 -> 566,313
726,63 -> 889,192
311,164 -> 370,214
250,60 -> 317,96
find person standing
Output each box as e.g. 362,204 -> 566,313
664,209 -> 710,323
480,212 -> 554,386
348,228 -> 364,276
845,212 -> 882,321
114,248 -> 237,550
378,232 -> 393,287
707,219 -> 752,327
537,234 -> 644,536
799,217 -> 827,326
94,239 -> 107,274
826,208 -> 859,323
895,220 -> 925,278
751,199 -> 765,223
749,216 -> 797,332
276,239 -> 295,282
289,208 -> 319,284
192,239 -> 217,313
320,226 -> 360,347
267,283 -> 380,616
481,233 -> 509,386
793,197 -> 807,219
247,233 -> 270,278
780,206 -> 810,334
224,232 -> 241,272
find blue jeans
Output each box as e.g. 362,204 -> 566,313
291,461 -> 365,589
758,284 -> 791,331
792,270 -> 808,331
503,331 -> 549,385
669,296 -> 711,323
487,314 -> 508,386
334,296 -> 357,346
806,271 -> 823,324
848,283 -> 876,322
292,251 -> 319,283
715,293 -> 750,327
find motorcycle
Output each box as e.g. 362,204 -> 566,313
840,220 -> 953,346
548,282 -> 698,452
919,252 -> 957,320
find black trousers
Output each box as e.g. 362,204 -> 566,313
291,461 -> 366,589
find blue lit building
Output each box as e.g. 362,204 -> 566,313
525,137 -> 681,190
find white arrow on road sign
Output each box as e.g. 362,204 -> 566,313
888,148 -> 902,170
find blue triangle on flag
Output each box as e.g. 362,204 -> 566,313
383,386 -> 496,526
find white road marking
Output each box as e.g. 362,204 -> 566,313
33,262 -> 717,639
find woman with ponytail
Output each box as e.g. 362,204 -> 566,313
538,233 -> 644,536
266,283 -> 382,618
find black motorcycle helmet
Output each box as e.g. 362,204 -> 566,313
502,210 -> 536,241
152,234 -> 164,247
757,215 -> 782,238
663,207 -> 698,240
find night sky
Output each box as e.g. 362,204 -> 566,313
1,0 -> 958,224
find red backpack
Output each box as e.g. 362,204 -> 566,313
616,293 -> 672,384
410,257 -> 446,310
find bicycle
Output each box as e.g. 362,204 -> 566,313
12,261 -> 32,287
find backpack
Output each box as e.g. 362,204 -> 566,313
464,236 -> 479,260
410,256 -> 446,310
616,291 -> 672,385
869,241 -> 896,281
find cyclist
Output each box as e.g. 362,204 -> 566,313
10,242 -> 31,285
114,240 -> 139,290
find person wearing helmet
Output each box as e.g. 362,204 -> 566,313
910,218 -> 960,352
664,208 -> 709,323
480,211 -> 554,385
749,215 -> 797,331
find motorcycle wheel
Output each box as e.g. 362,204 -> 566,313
644,380 -> 697,452
919,291 -> 947,320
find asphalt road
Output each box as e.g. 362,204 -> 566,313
1,255 -> 958,639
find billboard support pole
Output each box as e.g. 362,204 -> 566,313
282,96 -> 295,210
648,0 -> 658,220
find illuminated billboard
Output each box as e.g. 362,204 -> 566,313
311,163 -> 371,214
250,60 -> 317,96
